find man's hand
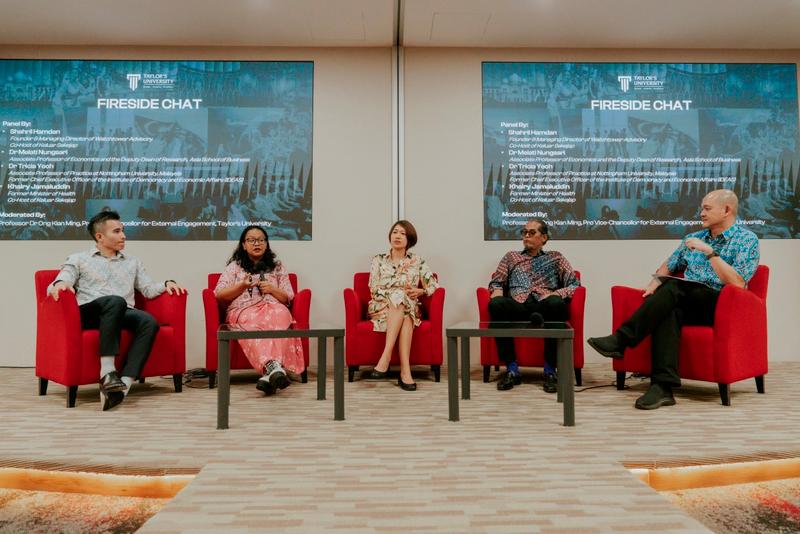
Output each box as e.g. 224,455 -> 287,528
165,280 -> 187,295
684,237 -> 713,256
490,289 -> 503,299
642,279 -> 661,298
47,281 -> 74,301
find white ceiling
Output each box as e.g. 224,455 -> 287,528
1,0 -> 799,49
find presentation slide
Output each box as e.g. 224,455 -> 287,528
0,59 -> 313,240
482,62 -> 799,240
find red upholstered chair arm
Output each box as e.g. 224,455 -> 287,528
712,285 -> 768,381
202,288 -> 221,370
476,287 -> 491,321
140,291 -> 187,327
38,289 -> 82,349
610,286 -> 644,331
343,287 -> 362,327
292,288 -> 311,328
568,286 -> 586,326
426,287 -> 445,332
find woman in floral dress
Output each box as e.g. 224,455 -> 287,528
215,225 -> 303,395
367,220 -> 438,391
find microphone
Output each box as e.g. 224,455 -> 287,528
254,261 -> 267,294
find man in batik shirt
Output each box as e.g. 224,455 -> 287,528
488,219 -> 580,393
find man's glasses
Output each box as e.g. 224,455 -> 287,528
520,229 -> 539,237
245,238 -> 266,245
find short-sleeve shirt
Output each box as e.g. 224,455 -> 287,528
666,224 -> 760,291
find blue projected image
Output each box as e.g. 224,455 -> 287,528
0,59 -> 313,240
482,62 -> 799,240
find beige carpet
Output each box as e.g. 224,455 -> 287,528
1,362 -> 798,533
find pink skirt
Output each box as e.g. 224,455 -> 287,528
226,301 -> 304,374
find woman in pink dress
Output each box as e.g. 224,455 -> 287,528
214,225 -> 303,395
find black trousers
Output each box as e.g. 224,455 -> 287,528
79,295 -> 160,379
487,294 -> 569,368
616,279 -> 719,387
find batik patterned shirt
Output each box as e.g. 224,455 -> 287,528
666,224 -> 759,291
489,249 -> 580,303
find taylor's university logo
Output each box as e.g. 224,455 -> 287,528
618,75 -> 632,93
126,74 -> 141,91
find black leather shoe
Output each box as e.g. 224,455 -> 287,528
256,378 -> 276,396
497,372 -> 522,391
398,378 -> 417,391
587,335 -> 624,359
635,383 -> 676,410
367,369 -> 389,380
99,371 -> 126,393
100,389 -> 124,411
542,372 -> 558,394
529,312 -> 544,328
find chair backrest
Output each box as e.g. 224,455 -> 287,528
353,272 -> 437,319
747,265 -> 769,300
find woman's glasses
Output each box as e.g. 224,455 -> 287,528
245,238 -> 266,245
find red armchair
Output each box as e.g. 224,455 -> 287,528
611,265 -> 769,405
34,270 -> 187,408
202,273 -> 311,388
343,272 -> 445,382
476,272 -> 585,385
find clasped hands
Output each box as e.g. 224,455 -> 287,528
245,275 -> 276,296
404,284 -> 425,299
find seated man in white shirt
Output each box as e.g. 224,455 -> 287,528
47,210 -> 186,411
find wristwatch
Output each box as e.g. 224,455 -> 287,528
705,251 -> 719,259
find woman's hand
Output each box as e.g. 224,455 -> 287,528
257,280 -> 275,295
405,285 -> 424,299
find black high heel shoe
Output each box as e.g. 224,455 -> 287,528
398,378 -> 417,391
367,368 -> 389,380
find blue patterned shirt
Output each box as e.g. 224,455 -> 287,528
489,249 -> 580,303
53,246 -> 166,307
666,224 -> 759,291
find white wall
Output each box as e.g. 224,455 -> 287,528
403,47 -> 800,364
0,46 -> 394,367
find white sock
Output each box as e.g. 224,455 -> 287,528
100,357 -> 116,378
121,376 -> 133,396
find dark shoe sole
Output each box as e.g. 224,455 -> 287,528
256,379 -> 276,396
398,381 -> 417,391
635,397 -> 676,410
587,338 -> 624,359
497,375 -> 521,391
101,390 -> 124,411
542,383 -> 558,394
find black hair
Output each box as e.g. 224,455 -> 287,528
389,220 -> 418,249
227,225 -> 278,273
87,210 -> 121,240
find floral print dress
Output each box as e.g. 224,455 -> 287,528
214,261 -> 304,374
368,251 -> 439,332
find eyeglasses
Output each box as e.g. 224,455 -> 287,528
245,238 -> 266,245
520,229 -> 539,237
